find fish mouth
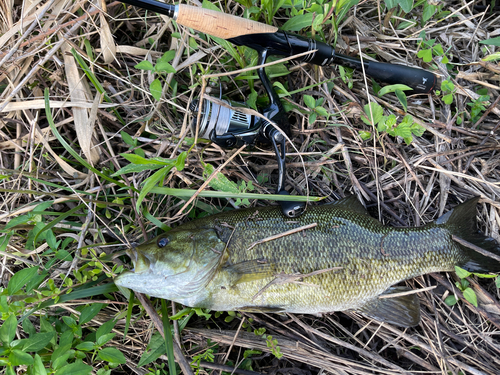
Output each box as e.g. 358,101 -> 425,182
126,246 -> 151,274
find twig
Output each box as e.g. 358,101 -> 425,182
246,223 -> 317,251
378,285 -> 437,298
451,235 -> 500,262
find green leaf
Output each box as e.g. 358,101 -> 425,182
96,320 -> 116,340
315,106 -> 329,117
155,61 -> 176,73
203,163 -> 239,194
432,44 -> 444,56
62,316 -> 78,329
0,314 -> 17,344
377,116 -> 389,132
361,102 -> 384,126
444,295 -> 457,306
308,113 -> 317,124
8,266 -> 39,295
359,130 -> 372,140
479,37 -> 500,46
136,166 -> 173,211
443,93 -> 454,105
9,349 -> 34,366
384,0 -> 398,9
112,163 -> 164,176
96,333 -> 116,347
159,50 -> 176,63
422,2 -> 436,23
455,266 -> 471,279
273,82 -> 290,97
417,48 -> 433,62
410,123 -> 425,137
398,0 -> 414,13
378,84 -> 413,97
394,121 -> 412,140
282,13 -> 314,31
33,354 -> 47,375
22,332 -> 54,353
135,61 -> 154,71
79,303 -> 104,325
471,272 -> 497,278
22,318 -> 36,337
98,347 -> 126,364
121,131 -> 135,147
463,288 -> 478,307
150,79 -> 162,101
121,153 -> 170,165
395,89 -> 408,112
75,342 -> 95,351
3,215 -> 31,231
247,89 -> 258,109
482,52 -> 500,62
52,351 -> 71,370
54,361 -> 92,375
138,333 -> 165,367
303,95 -> 316,109
174,151 -> 188,171
312,13 -> 324,31
202,0 -> 220,11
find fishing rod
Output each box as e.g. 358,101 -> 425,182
116,0 -> 435,217
118,0 -> 437,94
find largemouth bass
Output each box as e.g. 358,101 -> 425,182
115,196 -> 500,326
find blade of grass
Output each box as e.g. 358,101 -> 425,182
33,203 -> 86,246
149,187 -> 323,202
161,299 -> 177,375
123,291 -> 135,339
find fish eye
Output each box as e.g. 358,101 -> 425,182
157,237 -> 169,248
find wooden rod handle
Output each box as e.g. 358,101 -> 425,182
176,4 -> 277,39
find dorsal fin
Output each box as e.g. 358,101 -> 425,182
330,196 -> 369,216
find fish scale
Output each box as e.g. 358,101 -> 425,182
114,196 -> 500,327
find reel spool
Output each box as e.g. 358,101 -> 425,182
190,99 -> 264,148
190,99 -> 253,140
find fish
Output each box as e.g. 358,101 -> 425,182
114,196 -> 500,327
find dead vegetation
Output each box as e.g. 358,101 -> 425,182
1,0 -> 500,374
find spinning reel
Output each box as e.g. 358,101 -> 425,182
190,50 -> 305,218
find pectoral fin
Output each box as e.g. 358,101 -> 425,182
225,258 -> 276,284
356,287 -> 421,327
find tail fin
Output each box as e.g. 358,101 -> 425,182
436,197 -> 500,273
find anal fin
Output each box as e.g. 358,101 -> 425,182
356,286 -> 421,327
238,306 -> 285,313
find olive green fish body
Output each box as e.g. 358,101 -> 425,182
115,197 -> 500,326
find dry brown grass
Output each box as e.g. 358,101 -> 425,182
1,0 -> 500,374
